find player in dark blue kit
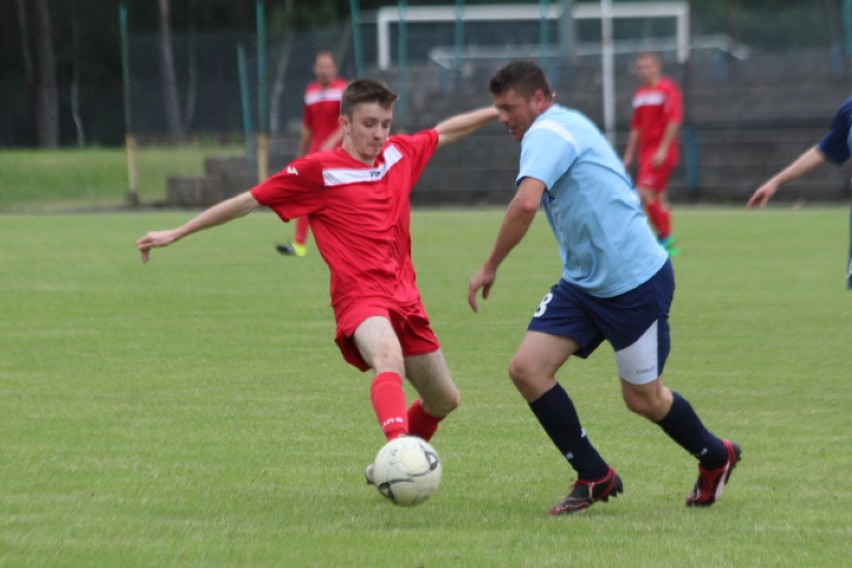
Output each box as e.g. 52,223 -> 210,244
749,97 -> 852,289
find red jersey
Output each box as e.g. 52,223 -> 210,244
303,78 -> 348,153
630,77 -> 683,165
251,129 -> 440,321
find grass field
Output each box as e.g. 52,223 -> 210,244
1,207 -> 849,567
0,145 -> 241,212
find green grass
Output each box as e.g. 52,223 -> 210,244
0,145 -> 241,212
1,207 -> 849,567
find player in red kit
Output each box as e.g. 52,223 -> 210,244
622,52 -> 683,256
277,51 -> 348,258
137,79 -> 499,479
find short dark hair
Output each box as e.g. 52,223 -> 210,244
341,79 -> 398,118
315,50 -> 337,64
489,60 -> 553,100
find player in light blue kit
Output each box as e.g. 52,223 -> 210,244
749,97 -> 852,289
468,61 -> 741,515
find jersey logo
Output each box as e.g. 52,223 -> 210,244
321,145 -> 403,187
286,166 -> 299,175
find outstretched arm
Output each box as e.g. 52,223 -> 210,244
468,178 -> 545,312
747,145 -> 827,208
622,128 -> 639,169
435,106 -> 499,148
136,191 -> 260,262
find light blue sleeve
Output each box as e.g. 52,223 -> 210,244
517,126 -> 578,189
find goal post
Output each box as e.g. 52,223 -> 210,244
375,1 -> 690,140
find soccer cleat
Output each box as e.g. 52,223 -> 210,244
365,463 -> 376,485
549,467 -> 624,516
660,235 -> 680,258
686,439 -> 742,507
275,242 -> 307,257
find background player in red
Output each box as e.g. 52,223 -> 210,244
137,79 -> 498,479
276,50 -> 348,257
622,51 -> 683,256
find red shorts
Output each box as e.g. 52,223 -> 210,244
636,160 -> 675,194
334,299 -> 441,372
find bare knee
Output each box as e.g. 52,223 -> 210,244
621,380 -> 673,421
420,383 -> 460,418
508,357 -> 554,402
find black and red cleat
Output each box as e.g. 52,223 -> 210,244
686,439 -> 742,507
549,467 -> 624,515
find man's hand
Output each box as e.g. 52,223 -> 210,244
747,181 -> 778,208
136,229 -> 181,263
468,265 -> 497,313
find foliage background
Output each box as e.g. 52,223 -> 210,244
1,0 -> 846,147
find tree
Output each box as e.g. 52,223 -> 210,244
12,0 -> 36,146
159,0 -> 184,142
33,0 -> 59,148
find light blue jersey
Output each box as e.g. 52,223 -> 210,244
518,105 -> 668,297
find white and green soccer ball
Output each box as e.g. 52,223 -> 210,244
372,436 -> 442,507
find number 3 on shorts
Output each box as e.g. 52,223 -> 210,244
534,292 -> 553,317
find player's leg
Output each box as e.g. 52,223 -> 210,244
275,216 -> 309,257
847,207 -> 851,289
292,216 -> 310,255
511,329 -> 623,515
353,315 -> 409,440
404,349 -> 460,441
610,262 -> 739,506
511,330 -> 610,479
637,161 -> 677,254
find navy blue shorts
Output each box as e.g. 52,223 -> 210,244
527,261 -> 675,384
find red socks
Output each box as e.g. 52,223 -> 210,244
407,399 -> 443,442
646,200 -> 671,240
370,373 -> 444,442
371,372 -> 409,440
293,216 -> 310,246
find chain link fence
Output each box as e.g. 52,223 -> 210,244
117,2 -> 852,207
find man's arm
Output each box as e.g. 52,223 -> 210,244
318,127 -> 343,151
136,191 -> 260,262
468,178 -> 546,312
652,120 -> 681,166
747,145 -> 827,208
622,128 -> 639,168
297,126 -> 314,157
435,107 -> 499,147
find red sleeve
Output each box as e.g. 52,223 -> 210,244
389,129 -> 439,188
664,80 -> 683,124
250,156 -> 325,221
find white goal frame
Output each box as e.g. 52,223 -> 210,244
375,1 -> 690,140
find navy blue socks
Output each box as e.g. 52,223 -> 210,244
656,391 -> 727,469
529,383 -> 610,480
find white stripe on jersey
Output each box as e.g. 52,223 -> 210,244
305,88 -> 344,106
322,144 -> 403,187
632,91 -> 666,108
528,120 -> 579,152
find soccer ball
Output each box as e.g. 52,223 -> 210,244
372,436 -> 442,507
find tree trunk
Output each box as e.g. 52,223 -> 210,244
71,0 -> 85,147
158,0 -> 184,142
33,0 -> 59,147
14,0 -> 37,146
